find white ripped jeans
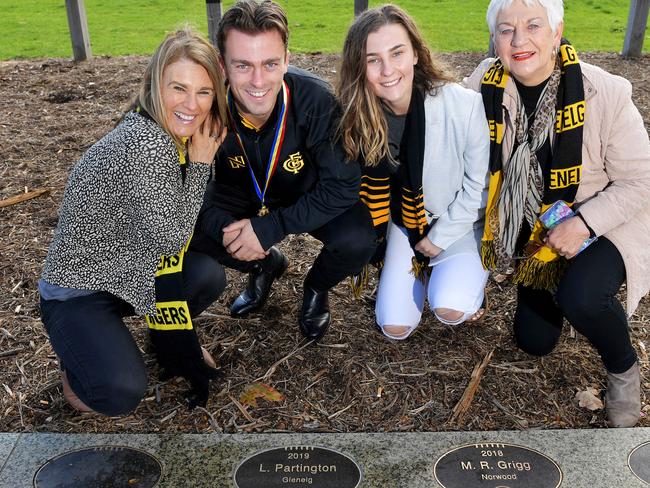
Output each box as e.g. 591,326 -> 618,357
375,222 -> 488,340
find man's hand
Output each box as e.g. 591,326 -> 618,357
545,216 -> 590,259
222,228 -> 240,248
223,219 -> 267,261
415,236 -> 443,258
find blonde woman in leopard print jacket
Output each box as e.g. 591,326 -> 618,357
39,29 -> 228,415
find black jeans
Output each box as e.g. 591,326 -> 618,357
514,237 -> 637,374
40,251 -> 225,416
193,201 -> 377,291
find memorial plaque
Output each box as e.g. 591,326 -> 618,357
234,445 -> 362,488
629,441 -> 650,484
33,445 -> 162,488
434,442 -> 562,488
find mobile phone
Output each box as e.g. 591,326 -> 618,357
538,201 -> 596,255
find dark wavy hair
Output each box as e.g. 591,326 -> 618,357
217,0 -> 289,56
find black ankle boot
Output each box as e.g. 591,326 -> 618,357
299,285 -> 331,341
230,247 -> 288,317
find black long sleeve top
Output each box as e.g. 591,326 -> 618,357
195,68 -> 360,250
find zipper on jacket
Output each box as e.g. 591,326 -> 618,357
254,135 -> 263,178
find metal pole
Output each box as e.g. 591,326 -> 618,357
354,0 -> 368,17
206,0 -> 223,48
622,0 -> 649,58
65,0 -> 92,61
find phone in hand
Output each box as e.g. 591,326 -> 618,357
538,200 -> 596,255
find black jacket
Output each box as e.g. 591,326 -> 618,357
195,68 -> 360,250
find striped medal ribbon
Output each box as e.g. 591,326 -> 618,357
228,81 -> 290,217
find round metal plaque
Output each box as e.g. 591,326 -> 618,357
33,445 -> 162,488
434,442 -> 562,488
234,445 -> 362,488
629,441 -> 650,484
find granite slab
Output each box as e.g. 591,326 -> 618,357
0,434 -> 19,480
1,429 -> 649,487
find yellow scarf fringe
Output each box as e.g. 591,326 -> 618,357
512,256 -> 568,290
349,261 -> 384,298
410,256 -> 430,283
481,241 -> 497,270
350,265 -> 370,299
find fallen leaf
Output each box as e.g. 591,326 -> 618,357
239,382 -> 285,408
575,387 -> 604,411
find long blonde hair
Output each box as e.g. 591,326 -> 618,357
138,27 -> 228,147
336,5 -> 454,166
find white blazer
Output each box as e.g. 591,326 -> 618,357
421,83 -> 490,264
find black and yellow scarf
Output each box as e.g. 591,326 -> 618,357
146,133 -> 194,332
146,237 -> 194,331
354,88 -> 430,294
480,39 -> 585,290
132,106 -> 195,329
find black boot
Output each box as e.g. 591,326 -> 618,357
299,285 -> 331,341
230,247 -> 288,317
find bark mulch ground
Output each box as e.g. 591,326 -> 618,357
2,52 -> 650,434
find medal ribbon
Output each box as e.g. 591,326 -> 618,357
228,81 -> 290,214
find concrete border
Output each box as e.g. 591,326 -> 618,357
1,429 -> 649,487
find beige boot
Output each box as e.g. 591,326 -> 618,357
605,362 -> 641,428
61,371 -> 94,413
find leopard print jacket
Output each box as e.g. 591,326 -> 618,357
41,111 -> 211,315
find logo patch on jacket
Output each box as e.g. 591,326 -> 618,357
228,155 -> 246,169
282,152 -> 304,174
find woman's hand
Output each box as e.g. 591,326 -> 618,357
188,114 -> 227,165
415,236 -> 443,258
545,216 -> 590,259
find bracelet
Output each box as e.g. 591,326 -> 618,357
576,212 -> 596,238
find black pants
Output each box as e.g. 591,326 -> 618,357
193,201 -> 377,291
514,237 -> 636,374
40,251 -> 225,416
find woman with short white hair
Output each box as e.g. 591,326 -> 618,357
466,0 -> 650,427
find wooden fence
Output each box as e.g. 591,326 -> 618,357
65,0 -> 649,61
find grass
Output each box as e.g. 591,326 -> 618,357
1,0 -> 647,59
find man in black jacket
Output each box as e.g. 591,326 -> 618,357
191,0 -> 376,341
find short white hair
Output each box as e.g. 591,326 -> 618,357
486,0 -> 564,35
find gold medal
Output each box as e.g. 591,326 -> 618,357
258,205 -> 269,217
